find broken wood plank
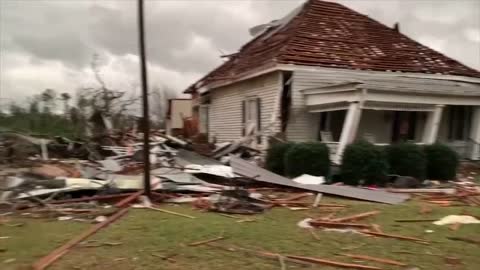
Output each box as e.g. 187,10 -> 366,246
148,207 -> 196,219
331,211 -> 380,222
447,237 -> 480,245
285,254 -> 383,270
206,243 -> 314,267
32,207 -> 130,270
187,236 -> 225,247
308,229 -> 320,240
361,230 -> 429,244
31,190 -> 151,270
395,219 -> 438,223
273,193 -> 312,202
340,253 -> 407,266
310,221 -> 371,228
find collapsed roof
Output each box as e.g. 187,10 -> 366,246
185,0 -> 480,93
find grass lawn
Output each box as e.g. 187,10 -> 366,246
1,197 -> 480,270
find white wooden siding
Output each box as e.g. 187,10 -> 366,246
208,72 -> 281,145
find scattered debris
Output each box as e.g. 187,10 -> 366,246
360,230 -> 429,244
285,254 -> 382,270
330,211 -> 380,223
187,236 -> 226,246
447,236 -> 480,245
433,215 -> 480,225
340,253 -> 407,266
292,174 -> 325,185
147,206 -> 196,219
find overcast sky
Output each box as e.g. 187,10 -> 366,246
1,0 -> 479,106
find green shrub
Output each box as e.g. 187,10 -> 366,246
341,140 -> 388,185
386,143 -> 426,180
284,142 -> 330,178
425,144 -> 459,180
265,142 -> 295,175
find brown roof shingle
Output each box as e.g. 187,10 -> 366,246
186,0 -> 480,93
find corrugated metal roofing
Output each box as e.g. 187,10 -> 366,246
185,0 -> 480,93
230,156 -> 410,204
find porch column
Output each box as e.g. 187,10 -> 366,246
470,106 -> 480,160
334,102 -> 362,164
422,105 -> 444,144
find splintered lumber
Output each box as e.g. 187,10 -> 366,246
331,211 -> 380,222
361,230 -> 429,244
32,207 -> 130,270
206,243 -> 314,267
395,219 -> 438,223
187,236 -> 225,246
310,221 -> 371,228
340,253 -> 407,266
274,193 -> 312,202
285,255 -> 383,270
148,207 -> 196,219
32,191 -> 145,270
447,237 -> 480,245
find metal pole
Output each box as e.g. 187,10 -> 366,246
137,0 -> 151,197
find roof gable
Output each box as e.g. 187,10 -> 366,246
185,0 -> 480,93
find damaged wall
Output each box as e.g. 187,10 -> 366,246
208,71 -> 281,145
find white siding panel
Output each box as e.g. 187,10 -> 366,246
208,72 -> 281,145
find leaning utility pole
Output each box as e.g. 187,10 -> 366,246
137,0 -> 151,197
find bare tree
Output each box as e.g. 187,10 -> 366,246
78,54 -> 140,129
41,89 -> 57,114
60,92 -> 71,117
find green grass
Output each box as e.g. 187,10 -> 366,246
2,198 -> 480,270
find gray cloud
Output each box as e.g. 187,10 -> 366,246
1,0 -> 479,105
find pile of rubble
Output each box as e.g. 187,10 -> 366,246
0,130 -> 414,225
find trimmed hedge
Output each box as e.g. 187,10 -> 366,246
341,140 -> 388,185
284,142 -> 330,178
265,142 -> 295,175
425,143 -> 459,181
386,143 -> 426,180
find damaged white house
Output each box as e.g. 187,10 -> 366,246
185,0 -> 480,163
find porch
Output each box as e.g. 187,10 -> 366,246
301,83 -> 480,164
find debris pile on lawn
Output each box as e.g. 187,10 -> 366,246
1,129 -> 415,225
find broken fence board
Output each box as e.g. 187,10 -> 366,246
230,157 -> 409,204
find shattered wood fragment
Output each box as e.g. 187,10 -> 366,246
330,211 -> 380,223
361,230 -> 429,244
148,207 -> 196,219
370,224 -> 382,233
285,254 -> 383,270
309,229 -> 320,240
188,236 -> 226,246
395,219 -> 438,223
340,253 -> 407,266
206,243 -> 314,267
447,236 -> 480,245
32,207 -> 130,270
273,193 -> 312,202
310,221 -> 371,228
151,253 -> 177,263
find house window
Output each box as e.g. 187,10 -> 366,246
242,97 -> 261,143
448,106 -> 472,141
199,105 -> 209,134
